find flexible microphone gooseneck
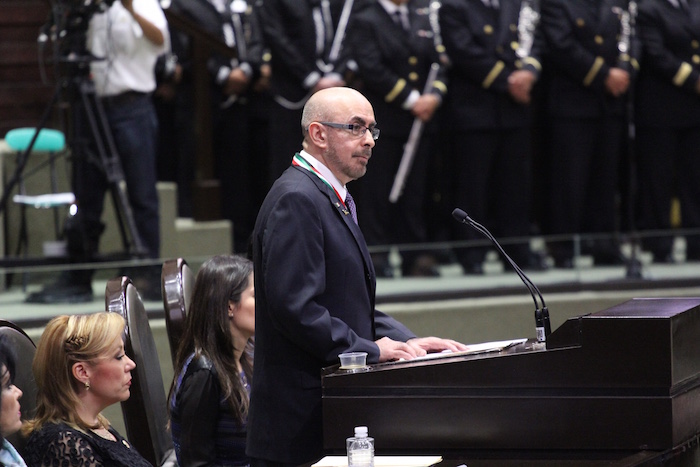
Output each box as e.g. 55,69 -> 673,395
452,208 -> 552,342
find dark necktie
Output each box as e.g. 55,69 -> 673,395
345,191 -> 358,224
393,10 -> 409,32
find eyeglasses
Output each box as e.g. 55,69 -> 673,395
318,122 -> 380,140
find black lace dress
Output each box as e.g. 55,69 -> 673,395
25,422 -> 153,467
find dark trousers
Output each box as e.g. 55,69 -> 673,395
547,115 -> 623,259
355,132 -> 431,247
268,101 -> 304,185
635,125 -> 700,258
73,92 -> 160,259
449,127 -> 533,264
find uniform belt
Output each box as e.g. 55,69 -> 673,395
101,91 -> 148,107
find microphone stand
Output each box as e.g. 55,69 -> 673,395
453,208 -> 551,342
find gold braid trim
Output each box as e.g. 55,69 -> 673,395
583,57 -> 604,87
523,57 -> 542,72
673,62 -> 693,87
385,79 -> 407,103
433,80 -> 448,94
482,61 -> 505,89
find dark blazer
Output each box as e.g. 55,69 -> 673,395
440,0 -> 543,129
246,163 -> 416,464
540,0 -> 629,118
636,0 -> 700,127
348,0 -> 447,138
257,0 -> 353,108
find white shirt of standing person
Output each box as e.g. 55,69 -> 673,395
87,0 -> 169,97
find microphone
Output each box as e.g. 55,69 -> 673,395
452,208 -> 551,343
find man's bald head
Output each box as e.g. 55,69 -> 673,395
301,87 -> 372,136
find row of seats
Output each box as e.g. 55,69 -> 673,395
2,257 -> 195,467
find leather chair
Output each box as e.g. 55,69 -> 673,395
105,277 -> 176,466
0,320 -> 37,458
160,258 -> 194,366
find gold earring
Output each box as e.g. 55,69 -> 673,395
85,381 -> 90,390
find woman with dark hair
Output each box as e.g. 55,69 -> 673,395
0,334 -> 27,466
23,312 -> 151,466
169,254 -> 255,466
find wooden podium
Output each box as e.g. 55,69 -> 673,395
322,298 -> 700,465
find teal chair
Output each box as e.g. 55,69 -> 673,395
4,127 -> 72,248
4,127 -> 71,288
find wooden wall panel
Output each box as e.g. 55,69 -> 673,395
0,0 -> 54,136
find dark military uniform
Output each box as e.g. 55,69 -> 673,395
635,0 -> 700,262
348,0 -> 447,276
257,0 -> 354,182
170,0 -> 264,252
440,0 -> 545,272
540,0 -> 630,266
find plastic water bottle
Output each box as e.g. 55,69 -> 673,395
347,426 -> 374,467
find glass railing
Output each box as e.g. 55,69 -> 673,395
1,228 -> 698,302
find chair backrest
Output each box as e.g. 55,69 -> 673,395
105,276 -> 174,466
161,258 -> 194,366
0,320 -> 37,458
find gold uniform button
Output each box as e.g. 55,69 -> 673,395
594,35 -> 604,45
511,41 -> 520,51
693,40 -> 700,49
484,25 -> 493,35
693,55 -> 700,64
509,24 -> 517,32
576,18 -> 585,27
408,72 -> 419,81
496,45 -> 504,54
437,44 -> 446,53
408,56 -> 418,65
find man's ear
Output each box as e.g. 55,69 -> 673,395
306,122 -> 328,148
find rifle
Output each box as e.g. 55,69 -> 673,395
388,62 -> 440,203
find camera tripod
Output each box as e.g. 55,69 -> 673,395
0,53 -> 148,270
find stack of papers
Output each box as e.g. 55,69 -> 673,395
312,456 -> 443,467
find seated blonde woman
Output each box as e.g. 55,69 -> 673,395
23,312 -> 151,466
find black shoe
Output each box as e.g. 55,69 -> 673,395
553,256 -> 574,269
461,261 -> 484,275
26,271 -> 94,304
592,250 -> 625,266
514,251 -> 550,272
652,252 -> 675,264
402,254 -> 441,277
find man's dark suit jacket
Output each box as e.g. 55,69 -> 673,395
246,162 -> 416,464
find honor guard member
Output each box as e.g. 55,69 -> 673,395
440,0 -> 548,274
172,0 -> 264,252
635,0 -> 700,263
540,0 -> 631,267
257,0 -> 356,184
347,0 -> 448,277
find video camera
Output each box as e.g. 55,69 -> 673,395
39,0 -> 116,77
